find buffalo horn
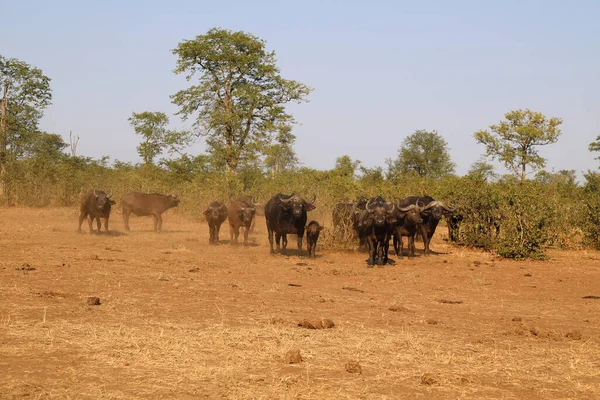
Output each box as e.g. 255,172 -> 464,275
397,203 -> 416,212
93,188 -> 97,197
278,194 -> 294,204
306,194 -> 316,205
437,200 -> 457,212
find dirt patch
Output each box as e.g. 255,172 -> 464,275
1,207 -> 600,399
15,263 -> 36,271
566,330 -> 582,340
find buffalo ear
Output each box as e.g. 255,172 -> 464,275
109,200 -> 116,205
305,203 -> 316,212
203,209 -> 210,216
318,226 -> 324,231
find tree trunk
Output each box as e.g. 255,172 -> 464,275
521,163 -> 526,182
0,83 -> 8,200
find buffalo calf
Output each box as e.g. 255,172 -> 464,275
204,201 -> 228,244
305,221 -> 324,259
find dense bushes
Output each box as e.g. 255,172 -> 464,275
2,154 -> 600,258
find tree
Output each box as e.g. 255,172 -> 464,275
589,136 -> 600,162
474,109 -> 562,181
467,159 -> 497,182
388,129 -> 455,178
332,155 -> 360,179
264,125 -> 299,177
0,56 -> 52,201
171,28 -> 312,173
128,111 -> 191,165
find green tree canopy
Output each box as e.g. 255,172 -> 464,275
1,56 -> 52,202
128,111 -> 191,165
171,28 -> 312,173
388,129 -> 455,178
474,109 -> 563,181
332,155 -> 360,179
264,125 -> 299,176
589,136 -> 600,161
467,159 -> 497,182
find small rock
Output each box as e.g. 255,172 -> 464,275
188,267 -> 200,273
345,361 -> 362,374
566,330 -> 582,340
90,255 -> 100,261
524,273 -> 532,277
512,317 -> 522,322
87,296 -> 101,306
421,373 -> 438,385
426,319 -> 439,325
284,349 -> 303,364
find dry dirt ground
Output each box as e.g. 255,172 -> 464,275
1,207 -> 600,399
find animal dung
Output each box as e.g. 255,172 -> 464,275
284,349 -> 303,364
86,296 -> 101,306
421,373 -> 438,385
345,361 -> 362,374
298,318 -> 335,330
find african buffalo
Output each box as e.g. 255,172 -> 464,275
227,196 -> 258,245
78,189 -> 115,233
351,197 -> 370,249
264,193 -> 316,255
363,196 -> 396,266
204,201 -> 228,244
306,220 -> 324,259
121,192 -> 180,233
392,203 -> 425,258
398,196 -> 456,254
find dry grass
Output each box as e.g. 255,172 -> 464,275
1,207 -> 600,399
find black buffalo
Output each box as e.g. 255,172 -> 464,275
351,197 -> 370,249
392,203 -> 425,258
264,193 -> 316,255
204,201 -> 228,244
306,220 -> 324,259
398,196 -> 456,255
362,196 -> 396,266
78,189 -> 115,233
121,192 -> 180,233
227,196 -> 258,245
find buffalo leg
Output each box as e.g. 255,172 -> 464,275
267,226 -> 275,254
215,223 -> 221,243
102,217 -> 109,233
78,212 -> 87,233
87,216 -> 94,232
408,235 -> 416,257
243,224 -> 250,246
418,225 -> 430,255
296,234 -> 303,257
154,215 -> 163,233
123,209 -> 131,231
229,224 -> 234,245
383,238 -> 390,264
96,218 -> 101,232
282,234 -> 288,253
366,237 -> 375,266
233,226 -> 240,245
275,233 -> 282,253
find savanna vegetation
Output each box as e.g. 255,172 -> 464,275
2,28 -> 600,260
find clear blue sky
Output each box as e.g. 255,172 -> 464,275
2,0 -> 599,178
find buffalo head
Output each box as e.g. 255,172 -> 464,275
419,199 -> 456,220
238,205 -> 256,224
167,194 -> 181,208
396,203 -> 424,225
93,188 -> 112,210
278,194 -> 316,217
366,197 -> 395,226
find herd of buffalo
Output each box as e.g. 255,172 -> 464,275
77,189 -> 456,265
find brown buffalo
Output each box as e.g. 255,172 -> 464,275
121,192 -> 180,233
227,196 -> 258,246
78,189 -> 115,233
204,201 -> 228,244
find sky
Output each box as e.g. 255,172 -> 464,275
1,0 -> 599,178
